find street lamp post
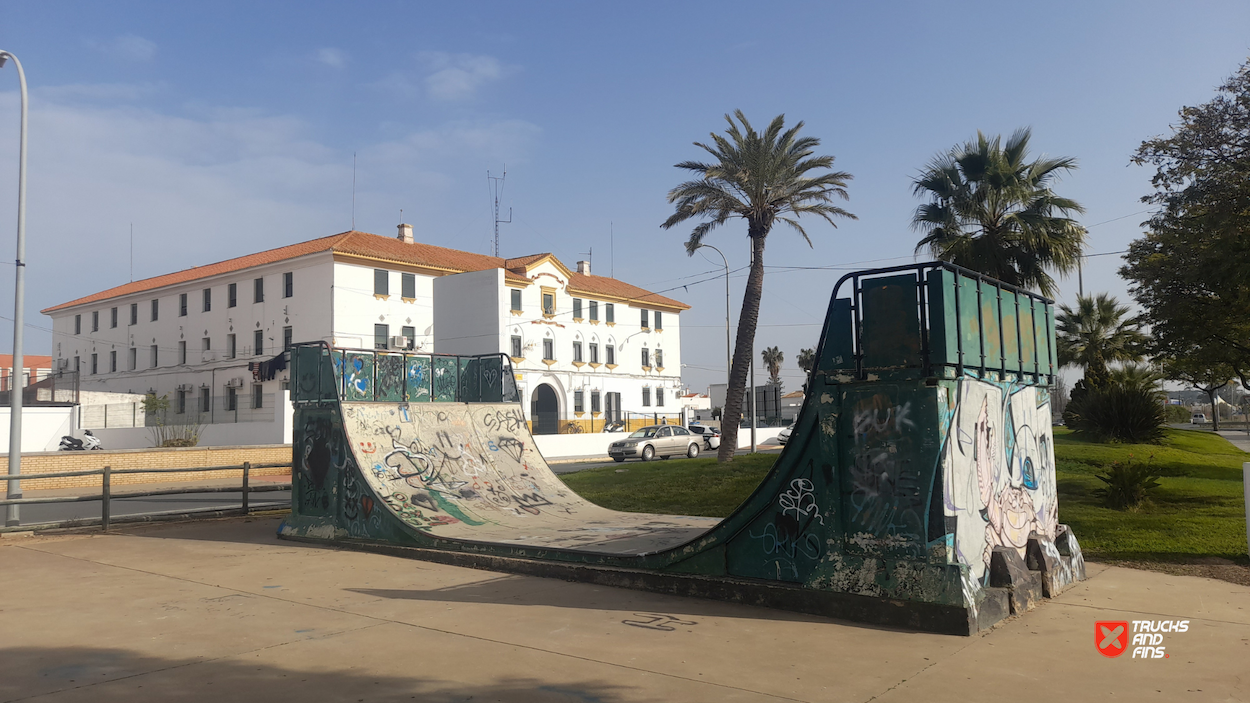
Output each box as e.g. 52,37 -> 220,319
694,244 -> 731,393
1,50 -> 28,527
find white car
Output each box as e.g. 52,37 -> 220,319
1191,413 -> 1206,425
778,424 -> 795,445
687,424 -> 721,450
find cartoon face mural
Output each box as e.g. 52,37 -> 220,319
943,378 -> 1058,583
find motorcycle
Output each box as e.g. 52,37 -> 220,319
59,430 -> 102,451
603,421 -> 626,433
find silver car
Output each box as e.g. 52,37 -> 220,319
608,425 -> 701,462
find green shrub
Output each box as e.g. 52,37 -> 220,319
1093,458 -> 1162,509
1065,382 -> 1166,443
1163,404 -> 1191,423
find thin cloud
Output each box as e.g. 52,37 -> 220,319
89,34 -> 158,62
419,52 -> 514,101
315,48 -> 347,69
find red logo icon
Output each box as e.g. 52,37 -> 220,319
1096,621 -> 1129,657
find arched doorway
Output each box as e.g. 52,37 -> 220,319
531,383 -> 559,435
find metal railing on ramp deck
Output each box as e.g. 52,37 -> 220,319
0,461 -> 291,533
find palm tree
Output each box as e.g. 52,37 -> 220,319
1055,293 -> 1146,389
762,346 -> 785,387
912,128 -> 1086,296
796,347 -> 816,393
663,111 -> 855,461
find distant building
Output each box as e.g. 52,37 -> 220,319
0,354 -> 52,392
679,392 -> 711,422
780,390 -> 804,423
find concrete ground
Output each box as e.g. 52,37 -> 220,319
1,517 -> 1247,703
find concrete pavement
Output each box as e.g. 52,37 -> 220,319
1,517 -> 1247,702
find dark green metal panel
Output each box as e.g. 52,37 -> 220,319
344,352 -> 374,401
1019,296 -> 1036,375
323,350 -> 341,402
459,357 -> 481,402
502,364 -> 520,403
376,354 -> 405,402
926,269 -> 959,369
957,275 -> 981,369
1046,303 -> 1057,376
819,298 -> 855,372
480,356 -> 504,403
1001,290 -> 1020,373
291,405 -> 345,518
294,346 -> 321,402
433,357 -> 458,401
861,274 -> 921,369
405,355 -> 431,402
978,282 -> 1001,371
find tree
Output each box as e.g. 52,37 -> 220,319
663,111 -> 855,461
796,347 -> 816,392
1123,58 -> 1250,389
1055,293 -> 1147,389
912,128 -> 1086,296
762,346 -> 785,387
1162,352 -> 1234,432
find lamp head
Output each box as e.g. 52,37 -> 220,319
0,56 -> 7,68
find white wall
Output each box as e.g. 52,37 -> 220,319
331,260 -> 435,351
433,269 -> 505,356
0,406 -> 77,452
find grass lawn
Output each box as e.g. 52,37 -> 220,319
558,428 -> 1249,564
1053,427 -> 1248,563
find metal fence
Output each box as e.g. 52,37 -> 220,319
80,393 -> 279,429
0,461 -> 291,532
0,370 -> 79,406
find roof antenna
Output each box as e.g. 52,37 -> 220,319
351,152 -> 357,231
488,166 -> 511,257
579,247 -> 592,275
610,222 -> 614,278
129,223 -> 134,282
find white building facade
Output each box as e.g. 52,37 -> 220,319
42,226 -> 689,440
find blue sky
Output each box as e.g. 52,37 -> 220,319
0,1 -> 1248,392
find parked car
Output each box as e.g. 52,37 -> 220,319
1191,413 -> 1207,425
687,424 -> 721,450
608,425 -> 701,462
777,423 -> 795,445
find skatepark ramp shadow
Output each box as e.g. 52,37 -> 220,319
278,262 -> 1086,635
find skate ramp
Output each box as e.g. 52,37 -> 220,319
338,400 -> 716,554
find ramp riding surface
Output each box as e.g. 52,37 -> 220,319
279,262 -> 1087,634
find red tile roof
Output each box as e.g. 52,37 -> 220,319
42,230 -> 688,313
0,354 -> 52,369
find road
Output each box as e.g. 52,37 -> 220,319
15,489 -> 292,527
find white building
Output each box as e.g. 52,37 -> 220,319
42,226 -> 689,440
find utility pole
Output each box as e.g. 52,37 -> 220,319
488,168 -> 511,257
2,50 -> 28,526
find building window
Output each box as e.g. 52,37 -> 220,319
109,350 -> 117,373
73,355 -> 79,373
110,307 -> 118,328
179,293 -> 188,317
150,345 -> 158,368
284,326 -> 293,350
130,303 -> 138,325
176,390 -> 186,414
574,390 -> 584,413
128,347 -> 136,371
254,277 -> 265,303
227,334 -> 237,359
179,341 -> 187,365
656,349 -> 664,368
657,388 -> 665,406
92,311 -> 99,332
591,390 -> 601,413
151,299 -> 159,321
510,289 -> 522,312
203,288 -> 212,312
589,343 -> 599,364
90,353 -> 98,375
511,335 -> 522,358
74,314 -> 81,335
283,272 -> 293,298
573,298 -> 583,319
542,338 -> 553,360
641,309 -> 649,329
375,324 -> 389,350
606,303 -> 614,324
589,301 -> 598,321
202,337 -> 211,353
655,311 -> 663,330
642,386 -> 651,407
542,292 -> 555,315
374,269 -> 389,296
401,272 -> 415,299
253,384 -> 264,409
400,326 -> 414,350
226,387 -> 238,412
228,283 -> 237,308
641,347 -> 650,367
200,387 -> 211,413
572,341 -> 583,362
254,329 -> 263,356
606,345 -> 615,365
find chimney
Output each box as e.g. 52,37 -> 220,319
397,223 -> 414,244
576,260 -> 590,275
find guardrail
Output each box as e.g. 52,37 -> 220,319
0,461 -> 291,533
